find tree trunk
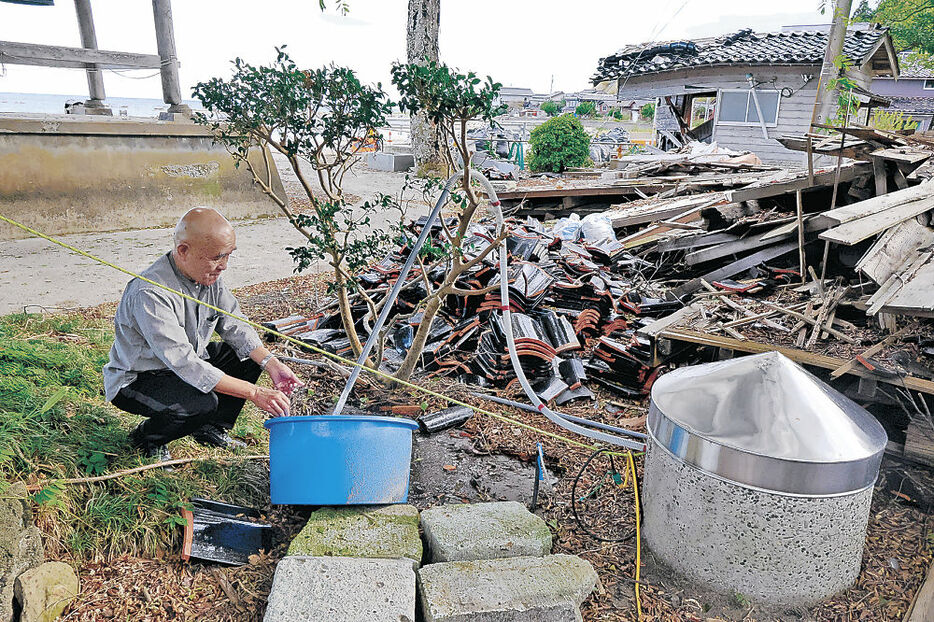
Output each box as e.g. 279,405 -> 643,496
407,0 -> 445,170
394,294 -> 443,382
812,0 -> 853,128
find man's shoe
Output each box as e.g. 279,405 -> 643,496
192,424 -> 247,449
145,444 -> 173,462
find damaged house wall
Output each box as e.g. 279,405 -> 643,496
597,26 -> 898,164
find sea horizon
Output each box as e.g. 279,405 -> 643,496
0,91 -> 205,118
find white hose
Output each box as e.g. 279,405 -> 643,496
334,168 -> 644,450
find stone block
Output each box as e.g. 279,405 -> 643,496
264,556 -> 415,622
14,561 -> 78,622
287,505 -> 421,566
420,501 -> 551,563
365,152 -> 415,172
0,482 -> 44,622
417,554 -> 597,622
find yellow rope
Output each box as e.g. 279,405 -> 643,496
1,212 -> 646,616
626,451 -> 644,621
0,213 -> 626,455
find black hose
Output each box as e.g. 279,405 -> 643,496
570,448 -> 636,543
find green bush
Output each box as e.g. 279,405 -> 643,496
639,102 -> 655,120
575,101 -> 596,117
528,114 -> 592,173
611,108 -> 624,120
540,100 -> 561,116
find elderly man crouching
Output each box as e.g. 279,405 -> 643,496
103,207 -> 303,460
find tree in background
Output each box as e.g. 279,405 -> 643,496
528,114 -> 591,173
639,102 -> 656,121
407,0 -> 446,174
575,101 -> 597,117
853,0 -> 934,56
541,100 -> 562,116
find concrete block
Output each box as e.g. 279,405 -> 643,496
287,505 -> 422,566
365,152 -> 415,172
264,556 -> 415,622
417,554 -> 597,622
14,561 -> 79,622
420,501 -> 551,562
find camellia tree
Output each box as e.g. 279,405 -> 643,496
388,60 -> 510,381
192,47 -> 400,365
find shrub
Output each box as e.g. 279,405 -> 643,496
528,114 -> 592,173
540,100 -> 561,116
639,102 -> 655,120
575,101 -> 596,117
611,108 -> 624,120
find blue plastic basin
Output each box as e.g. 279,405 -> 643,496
263,415 -> 419,505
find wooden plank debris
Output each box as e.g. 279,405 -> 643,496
819,195 -> 934,246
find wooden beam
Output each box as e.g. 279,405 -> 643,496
872,155 -> 888,196
0,41 -> 161,70
669,241 -> 799,299
907,560 -> 934,622
725,162 -> 871,203
819,195 -> 934,246
658,328 -> 934,395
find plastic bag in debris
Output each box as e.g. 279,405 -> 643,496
580,213 -> 616,243
551,213 -> 582,241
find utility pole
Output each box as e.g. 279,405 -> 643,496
406,0 -> 443,171
812,0 -> 853,129
73,0 -> 111,115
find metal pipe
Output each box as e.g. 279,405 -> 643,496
470,392 -> 648,441
332,171 -> 462,415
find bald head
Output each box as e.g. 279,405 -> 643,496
172,207 -> 237,286
174,207 -> 234,247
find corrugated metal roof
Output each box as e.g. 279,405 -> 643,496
593,26 -> 891,84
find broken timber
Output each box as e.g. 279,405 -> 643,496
657,328 -> 934,396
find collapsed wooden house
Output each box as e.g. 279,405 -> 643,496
592,23 -> 899,162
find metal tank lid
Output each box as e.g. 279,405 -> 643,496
647,351 -> 887,496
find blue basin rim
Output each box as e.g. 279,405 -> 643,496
264,415 -> 420,430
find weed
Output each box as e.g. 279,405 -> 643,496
0,312 -> 271,561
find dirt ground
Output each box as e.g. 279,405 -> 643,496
0,162 -> 425,316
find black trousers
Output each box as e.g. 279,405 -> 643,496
112,342 -> 262,448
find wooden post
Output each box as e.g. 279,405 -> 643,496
806,135 -> 814,186
151,0 -> 190,115
872,155 -> 887,196
796,189 -> 806,283
73,0 -> 110,114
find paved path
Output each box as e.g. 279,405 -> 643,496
0,164 -> 425,315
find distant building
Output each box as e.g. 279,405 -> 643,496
592,24 -> 899,162
494,87 -> 535,112
872,51 -> 934,131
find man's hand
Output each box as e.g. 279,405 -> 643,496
266,359 -> 304,395
251,386 -> 291,416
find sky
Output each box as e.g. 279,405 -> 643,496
0,0 -> 832,100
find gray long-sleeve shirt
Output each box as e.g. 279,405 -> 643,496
103,252 -> 263,401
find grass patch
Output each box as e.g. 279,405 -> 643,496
0,312 -> 271,561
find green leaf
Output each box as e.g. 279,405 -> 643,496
38,386 -> 69,415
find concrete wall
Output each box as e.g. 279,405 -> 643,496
0,114 -> 285,240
